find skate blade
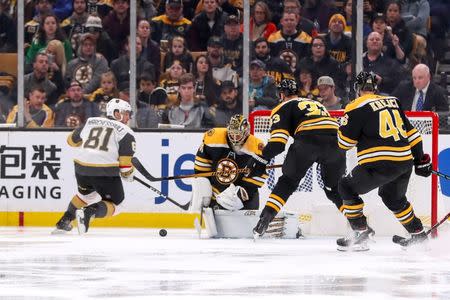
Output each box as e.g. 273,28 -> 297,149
51,228 -> 70,235
76,210 -> 87,235
337,243 -> 370,252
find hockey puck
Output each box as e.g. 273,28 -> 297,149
159,229 -> 167,237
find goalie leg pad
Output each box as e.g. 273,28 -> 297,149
190,178 -> 212,212
203,207 -> 218,238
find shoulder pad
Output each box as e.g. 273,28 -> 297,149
203,128 -> 228,145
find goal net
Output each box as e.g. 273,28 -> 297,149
250,110 -> 441,236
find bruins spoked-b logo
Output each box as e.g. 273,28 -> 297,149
215,158 -> 240,184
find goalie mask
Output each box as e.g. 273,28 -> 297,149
278,78 -> 298,97
354,71 -> 377,95
106,98 -> 132,122
227,114 -> 250,147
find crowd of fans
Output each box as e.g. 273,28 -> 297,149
0,0 -> 449,129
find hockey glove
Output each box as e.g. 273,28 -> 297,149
414,154 -> 432,177
216,184 -> 245,211
120,167 -> 135,182
245,155 -> 268,178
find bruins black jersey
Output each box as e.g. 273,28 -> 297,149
195,128 -> 268,199
263,97 -> 339,160
338,93 -> 424,166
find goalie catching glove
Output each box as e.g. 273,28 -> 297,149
245,155 -> 268,178
216,184 -> 249,211
414,154 -> 432,177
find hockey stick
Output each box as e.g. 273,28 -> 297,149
132,156 -> 281,182
431,170 -> 450,180
133,176 -> 190,211
393,211 -> 450,244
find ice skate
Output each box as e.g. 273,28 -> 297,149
393,230 -> 428,248
337,226 -> 375,251
52,213 -> 73,234
253,212 -> 274,240
76,207 -> 95,235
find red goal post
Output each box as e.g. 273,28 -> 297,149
249,110 -> 440,235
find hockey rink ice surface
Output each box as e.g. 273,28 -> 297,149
1,227 -> 449,300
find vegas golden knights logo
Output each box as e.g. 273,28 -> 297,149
215,158 -> 239,184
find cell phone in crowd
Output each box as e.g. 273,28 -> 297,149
47,53 -> 54,65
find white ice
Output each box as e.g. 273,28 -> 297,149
0,227 -> 449,300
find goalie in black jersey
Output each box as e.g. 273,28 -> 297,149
247,78 -> 346,239
191,114 -> 268,213
335,71 -> 432,251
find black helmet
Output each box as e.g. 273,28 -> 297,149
354,71 -> 377,94
278,78 -> 298,96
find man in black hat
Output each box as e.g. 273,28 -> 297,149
222,15 -> 243,76
151,0 -> 191,42
209,80 -> 242,127
207,36 -> 239,87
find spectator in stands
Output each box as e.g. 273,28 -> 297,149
111,35 -> 155,92
385,0 -> 413,59
401,0 -> 430,38
298,36 -> 345,94
317,75 -> 343,110
187,0 -> 227,51
342,0 -> 371,37
160,59 -> 185,107
26,13 -> 73,71
24,52 -> 58,106
429,0 -> 450,64
45,39 -> 67,98
246,1 -> 276,41
301,0 -> 338,34
103,0 -> 130,53
209,80 -> 242,127
137,19 -> 161,81
138,0 -> 158,20
54,80 -> 99,127
282,0 -> 315,36
89,71 -> 119,117
267,11 -> 312,73
363,31 -> 402,94
249,59 -> 279,111
52,0 -> 73,21
138,73 -> 168,109
7,86 -> 54,128
206,36 -> 239,87
222,14 -> 243,75
370,12 -> 406,64
324,13 -> 352,68
162,0 -> 198,20
151,0 -> 192,42
163,36 -> 194,73
297,66 -> 319,100
67,33 -> 109,94
162,73 -> 214,129
136,102 -> 162,128
61,0 -> 88,56
192,54 -> 220,107
0,2 -> 17,52
393,63 -> 448,112
24,0 -> 55,46
84,15 -> 117,64
253,37 -> 293,86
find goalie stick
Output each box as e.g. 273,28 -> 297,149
132,156 -> 281,182
393,211 -> 450,245
134,176 -> 190,210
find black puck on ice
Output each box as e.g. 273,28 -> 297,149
159,229 -> 167,237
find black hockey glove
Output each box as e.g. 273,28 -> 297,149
245,155 -> 268,178
414,154 -> 432,177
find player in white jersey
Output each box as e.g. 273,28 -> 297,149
53,98 -> 136,234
